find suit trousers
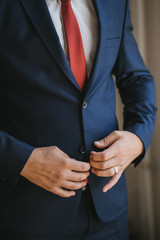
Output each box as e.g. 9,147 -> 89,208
1,186 -> 129,240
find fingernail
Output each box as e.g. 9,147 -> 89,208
95,141 -> 102,145
103,189 -> 107,193
72,192 -> 76,196
90,151 -> 95,154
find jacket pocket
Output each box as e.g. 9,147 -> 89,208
105,36 -> 120,48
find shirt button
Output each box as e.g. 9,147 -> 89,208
80,145 -> 86,154
82,101 -> 88,109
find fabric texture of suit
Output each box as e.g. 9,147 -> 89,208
0,0 -> 156,235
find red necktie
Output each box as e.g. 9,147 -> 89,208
60,0 -> 87,89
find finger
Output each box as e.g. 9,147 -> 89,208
67,171 -> 90,182
50,186 -> 76,198
90,157 -> 118,170
90,145 -> 116,161
28,174 -> 76,197
102,172 -> 122,193
101,160 -> 129,192
60,180 -> 87,190
91,167 -> 116,177
94,131 -> 121,149
69,158 -> 90,172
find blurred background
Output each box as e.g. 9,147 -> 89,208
116,0 -> 160,239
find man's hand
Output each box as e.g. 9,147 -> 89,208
90,131 -> 144,193
21,146 -> 90,198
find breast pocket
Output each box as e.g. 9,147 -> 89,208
105,37 -> 120,48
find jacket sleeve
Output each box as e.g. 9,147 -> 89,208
0,130 -> 34,186
113,0 -> 157,166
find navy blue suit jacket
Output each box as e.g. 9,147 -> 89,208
0,0 -> 156,235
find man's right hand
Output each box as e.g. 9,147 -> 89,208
20,146 -> 90,198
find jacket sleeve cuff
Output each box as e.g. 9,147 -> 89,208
0,131 -> 34,187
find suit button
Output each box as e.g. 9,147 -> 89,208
82,186 -> 87,191
82,101 -> 88,109
80,145 -> 86,154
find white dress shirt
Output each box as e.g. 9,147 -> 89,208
45,0 -> 98,77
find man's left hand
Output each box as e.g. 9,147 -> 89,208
90,131 -> 144,193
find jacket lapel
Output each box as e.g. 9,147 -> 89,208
18,0 -> 81,91
18,0 -> 111,96
83,0 -> 109,99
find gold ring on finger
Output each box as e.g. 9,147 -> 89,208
113,166 -> 119,174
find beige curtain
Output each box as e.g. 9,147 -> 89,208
116,1 -> 160,239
